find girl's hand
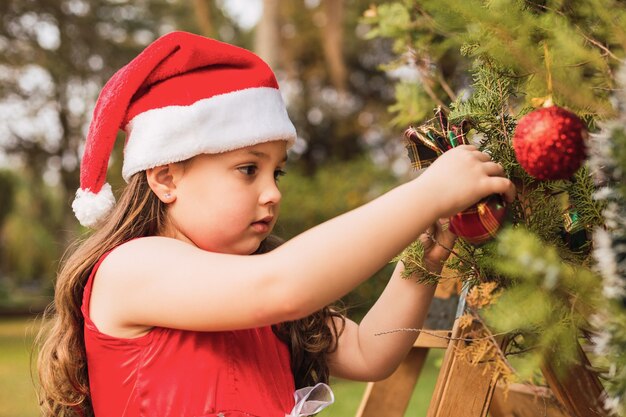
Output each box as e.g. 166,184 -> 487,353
418,218 -> 456,273
416,145 -> 516,218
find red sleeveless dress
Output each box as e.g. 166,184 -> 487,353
81,251 -> 295,417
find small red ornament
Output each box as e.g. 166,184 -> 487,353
449,194 -> 508,245
513,106 -> 587,180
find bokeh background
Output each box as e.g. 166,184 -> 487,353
0,1 -> 443,415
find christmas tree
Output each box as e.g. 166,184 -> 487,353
365,1 -> 626,415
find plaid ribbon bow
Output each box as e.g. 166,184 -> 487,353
404,107 -> 471,170
403,107 -> 508,245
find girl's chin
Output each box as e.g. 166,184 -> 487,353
178,232 -> 268,255
204,241 -> 265,256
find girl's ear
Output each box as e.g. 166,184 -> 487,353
146,163 -> 184,203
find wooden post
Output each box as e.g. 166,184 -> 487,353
426,320 -> 498,417
355,347 -> 429,417
355,330 -> 450,417
540,343 -> 609,417
490,383 -> 570,417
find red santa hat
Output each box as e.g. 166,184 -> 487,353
72,31 -> 296,227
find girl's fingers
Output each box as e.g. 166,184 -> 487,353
436,223 -> 457,246
474,150 -> 492,162
489,177 -> 517,203
419,224 -> 436,250
483,161 -> 505,176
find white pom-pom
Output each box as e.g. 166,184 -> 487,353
72,183 -> 116,228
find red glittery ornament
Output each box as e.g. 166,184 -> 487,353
513,106 -> 587,180
449,194 -> 508,245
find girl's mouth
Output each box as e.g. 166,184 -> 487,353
251,216 -> 273,233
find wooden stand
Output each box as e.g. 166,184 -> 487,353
356,288 -> 608,417
355,330 -> 449,417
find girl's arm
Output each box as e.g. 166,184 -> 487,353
91,146 -> 515,335
326,218 -> 457,380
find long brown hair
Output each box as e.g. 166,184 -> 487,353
36,172 -> 344,416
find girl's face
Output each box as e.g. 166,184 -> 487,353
165,141 -> 288,255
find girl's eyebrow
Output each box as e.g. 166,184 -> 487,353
247,150 -> 288,162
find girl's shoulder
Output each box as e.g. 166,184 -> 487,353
90,236 -> 200,337
100,236 -> 200,273
108,235 -> 191,254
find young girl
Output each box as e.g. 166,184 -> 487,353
37,31 -> 515,417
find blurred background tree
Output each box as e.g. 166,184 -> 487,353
0,0 -> 204,304
0,0 -> 403,317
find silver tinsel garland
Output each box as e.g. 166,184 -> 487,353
588,64 -> 626,416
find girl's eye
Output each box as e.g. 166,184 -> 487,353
274,169 -> 286,182
238,165 -> 258,176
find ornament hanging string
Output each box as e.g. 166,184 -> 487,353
543,41 -> 553,104
531,42 -> 555,108
514,41 -> 588,180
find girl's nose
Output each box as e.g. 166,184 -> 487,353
259,180 -> 282,206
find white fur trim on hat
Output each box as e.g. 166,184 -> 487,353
122,87 -> 296,181
72,183 -> 116,228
